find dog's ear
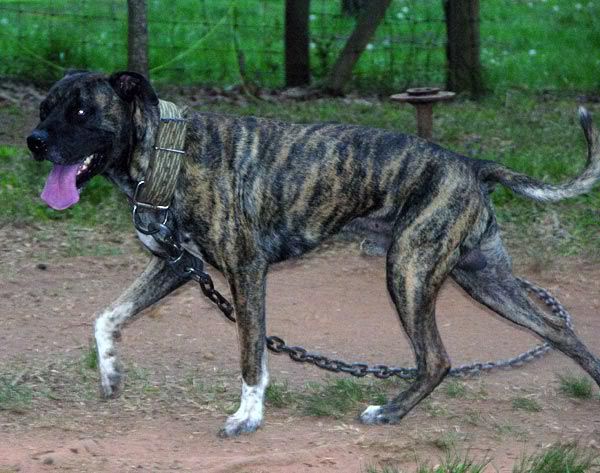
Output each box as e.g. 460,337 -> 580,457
109,72 -> 160,178
109,71 -> 159,106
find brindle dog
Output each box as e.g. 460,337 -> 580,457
27,71 -> 600,437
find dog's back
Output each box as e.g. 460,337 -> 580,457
182,112 -> 486,262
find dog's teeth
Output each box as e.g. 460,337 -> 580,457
77,164 -> 89,176
77,155 -> 95,176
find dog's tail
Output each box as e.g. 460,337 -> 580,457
481,107 -> 600,202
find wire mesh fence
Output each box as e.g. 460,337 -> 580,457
0,0 -> 598,92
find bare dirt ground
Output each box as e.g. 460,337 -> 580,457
1,226 -> 600,473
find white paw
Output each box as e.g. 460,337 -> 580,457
219,381 -> 265,437
95,314 -> 126,399
99,354 -> 123,398
219,411 -> 263,438
359,404 -> 402,424
359,405 -> 383,424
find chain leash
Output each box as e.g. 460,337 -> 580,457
135,213 -> 571,380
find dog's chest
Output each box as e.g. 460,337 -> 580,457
136,226 -> 216,271
136,230 -> 164,254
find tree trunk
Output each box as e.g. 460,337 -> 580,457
325,0 -> 391,94
128,0 -> 149,77
444,0 -> 483,96
285,0 -> 311,87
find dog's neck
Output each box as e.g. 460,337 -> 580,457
125,99 -> 188,209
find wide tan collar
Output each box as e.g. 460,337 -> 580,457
131,99 -> 188,210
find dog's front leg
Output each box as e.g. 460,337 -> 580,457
94,256 -> 188,398
220,260 -> 269,437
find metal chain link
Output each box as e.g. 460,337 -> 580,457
189,265 -> 571,379
186,268 -> 236,322
136,214 -> 572,380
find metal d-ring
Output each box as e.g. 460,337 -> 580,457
132,180 -> 170,235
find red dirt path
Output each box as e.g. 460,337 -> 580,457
1,233 -> 599,472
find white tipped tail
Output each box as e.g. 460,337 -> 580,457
483,107 -> 600,202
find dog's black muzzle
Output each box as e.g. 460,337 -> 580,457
27,129 -> 49,161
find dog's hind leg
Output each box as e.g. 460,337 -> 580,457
361,180 -> 479,425
94,256 -> 189,398
219,259 -> 269,437
451,232 -> 600,386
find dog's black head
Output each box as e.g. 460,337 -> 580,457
27,71 -> 159,210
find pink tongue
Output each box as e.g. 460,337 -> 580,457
41,164 -> 81,210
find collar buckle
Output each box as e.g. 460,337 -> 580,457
132,180 -> 169,235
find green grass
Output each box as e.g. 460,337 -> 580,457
513,444 -> 599,473
444,380 -> 467,399
265,381 -> 297,408
423,400 -> 448,418
0,0 -> 599,93
365,452 -> 489,473
432,432 -> 460,453
81,344 -> 98,371
558,374 -> 594,400
301,378 -> 388,418
268,377 -> 405,417
511,397 -> 542,412
0,376 -> 33,413
481,2 -> 600,92
416,454 -> 489,473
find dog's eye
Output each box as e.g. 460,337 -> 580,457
72,107 -> 90,123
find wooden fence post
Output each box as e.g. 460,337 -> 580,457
285,0 -> 311,87
444,0 -> 484,96
128,0 -> 149,77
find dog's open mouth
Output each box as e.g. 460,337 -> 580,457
41,154 -> 102,210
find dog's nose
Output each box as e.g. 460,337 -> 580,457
27,129 -> 49,159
